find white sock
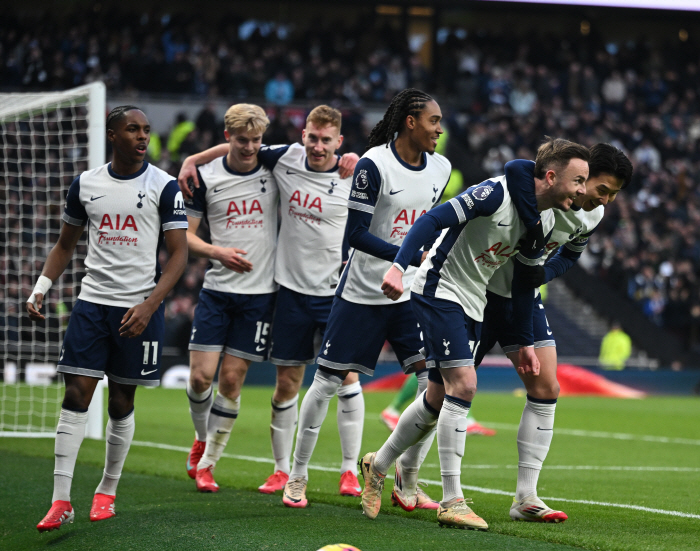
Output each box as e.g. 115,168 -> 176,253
516,396 -> 556,501
374,391 -> 438,475
271,394 -> 299,475
437,396 -> 470,504
187,382 -> 213,442
397,426 -> 437,497
198,393 -> 240,470
416,370 -> 429,397
289,370 -> 342,481
337,381 -> 364,475
95,410 -> 135,496
52,408 -> 88,503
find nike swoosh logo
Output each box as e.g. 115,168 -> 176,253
537,427 -> 553,431
141,368 -> 157,376
284,492 -> 302,503
213,188 -> 224,193
389,189 -> 404,195
547,330 -> 553,335
90,195 -> 105,201
256,345 -> 266,352
107,440 -> 121,446
497,221 -> 510,226
309,425 -> 321,429
286,170 -> 296,175
341,409 -> 357,413
455,429 -> 467,433
415,423 -> 429,432
57,431 -> 72,435
216,430 -> 229,434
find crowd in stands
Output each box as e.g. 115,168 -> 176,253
3,6 -> 700,360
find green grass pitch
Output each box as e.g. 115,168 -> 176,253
1,386 -> 698,550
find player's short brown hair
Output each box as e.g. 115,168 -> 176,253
534,137 -> 590,179
306,105 -> 342,131
224,104 -> 270,135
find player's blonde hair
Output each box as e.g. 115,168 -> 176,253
534,137 -> 590,179
224,104 -> 270,135
306,105 -> 342,131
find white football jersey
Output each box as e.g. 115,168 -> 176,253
337,142 -> 451,305
486,204 -> 602,298
63,162 -> 188,308
186,157 -> 278,294
260,143 -> 352,296
412,178 -> 555,321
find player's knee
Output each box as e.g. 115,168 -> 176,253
189,370 -> 214,394
526,380 -> 559,401
62,388 -> 90,411
107,394 -> 134,419
275,372 -> 303,401
217,371 -> 242,398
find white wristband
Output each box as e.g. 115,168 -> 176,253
392,262 -> 406,274
28,275 -> 52,308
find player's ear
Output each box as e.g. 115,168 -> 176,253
107,128 -> 115,143
405,114 -> 416,131
224,129 -> 231,141
546,169 -> 556,187
336,134 -> 344,149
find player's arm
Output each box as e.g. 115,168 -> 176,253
345,158 -> 425,265
178,143 -> 229,199
27,176 -> 87,321
337,152 -> 360,179
382,183 -> 500,300
186,215 -> 252,273
26,222 -> 84,321
120,227 -> 188,338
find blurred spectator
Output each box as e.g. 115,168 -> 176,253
599,321 -> 632,370
264,71 -> 294,105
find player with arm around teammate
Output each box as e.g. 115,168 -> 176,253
29,106 -> 189,531
178,106 -> 362,495
281,89 -> 451,510
361,138 -> 589,530
181,104 -> 279,492
474,143 -> 633,523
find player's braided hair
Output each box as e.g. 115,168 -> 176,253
366,88 -> 434,151
106,105 -> 142,132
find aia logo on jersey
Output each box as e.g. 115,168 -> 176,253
226,199 -> 264,230
390,209 -> 427,238
97,214 -> 139,246
289,190 -> 322,212
473,241 -> 516,268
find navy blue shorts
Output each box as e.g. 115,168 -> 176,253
474,290 -> 555,367
57,299 -> 165,387
269,286 -> 333,366
316,297 -> 423,376
189,288 -> 276,362
410,293 -> 482,370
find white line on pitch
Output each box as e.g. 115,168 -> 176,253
131,440 -> 700,519
420,463 -> 700,473
484,423 -> 700,446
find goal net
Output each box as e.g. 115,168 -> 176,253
0,82 -> 105,438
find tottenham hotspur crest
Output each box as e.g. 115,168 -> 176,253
137,192 -> 145,208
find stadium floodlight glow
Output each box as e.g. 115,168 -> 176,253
472,0 -> 700,11
0,82 -> 105,439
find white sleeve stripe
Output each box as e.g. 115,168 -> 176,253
565,242 -> 587,252
515,253 -> 542,266
347,200 -> 375,214
62,213 -> 86,226
186,208 -> 203,218
449,198 -> 466,223
162,221 -> 189,231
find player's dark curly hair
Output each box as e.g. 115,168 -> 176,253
106,105 -> 142,132
588,143 -> 634,189
366,88 -> 434,150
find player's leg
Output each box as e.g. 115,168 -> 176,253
38,300 -> 108,532
262,287 -> 315,493
91,380 -> 137,521
186,288 -> 233,478
285,297 -> 385,508
381,374 -> 418,431
337,371 -> 363,496
503,296 -> 566,522
196,353 -> 250,492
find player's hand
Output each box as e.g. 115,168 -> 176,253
338,153 -> 360,179
177,157 -> 198,200
216,247 -> 253,273
516,346 -> 540,376
421,251 -> 429,264
381,266 -> 404,301
26,293 -> 46,321
519,265 -> 546,288
119,303 -> 157,338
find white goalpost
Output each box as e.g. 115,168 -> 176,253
0,82 -> 106,439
